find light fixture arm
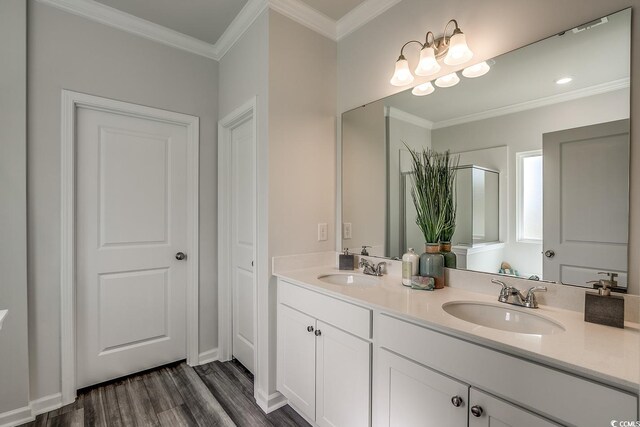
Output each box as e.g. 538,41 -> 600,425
424,31 -> 436,47
399,40 -> 424,58
443,19 -> 460,40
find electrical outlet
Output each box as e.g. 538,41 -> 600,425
343,222 -> 352,239
318,223 -> 328,241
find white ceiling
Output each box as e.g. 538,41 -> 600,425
383,9 -> 630,125
298,0 -> 366,20
94,0 -> 249,44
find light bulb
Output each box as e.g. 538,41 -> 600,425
390,56 -> 414,86
444,30 -> 473,66
462,61 -> 490,78
414,46 -> 441,77
412,82 -> 435,96
435,72 -> 460,88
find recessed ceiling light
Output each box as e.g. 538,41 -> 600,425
555,77 -> 572,85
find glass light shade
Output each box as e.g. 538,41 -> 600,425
412,81 -> 435,96
390,57 -> 414,86
462,61 -> 490,78
414,46 -> 441,76
435,72 -> 460,88
444,31 -> 473,66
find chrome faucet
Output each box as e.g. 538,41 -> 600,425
491,278 -> 547,309
360,258 -> 386,276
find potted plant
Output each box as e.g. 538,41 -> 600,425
406,146 -> 449,289
438,152 -> 459,268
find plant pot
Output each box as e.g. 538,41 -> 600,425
439,242 -> 457,269
420,243 -> 445,289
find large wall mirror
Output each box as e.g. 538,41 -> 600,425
341,9 -> 633,293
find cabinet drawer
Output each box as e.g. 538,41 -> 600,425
278,280 -> 372,339
377,314 -> 638,427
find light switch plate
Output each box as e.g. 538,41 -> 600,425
318,223 -> 328,241
343,222 -> 352,239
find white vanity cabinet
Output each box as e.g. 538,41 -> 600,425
375,313 -> 638,427
277,280 -> 372,427
375,349 -> 557,427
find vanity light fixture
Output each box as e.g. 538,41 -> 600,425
555,77 -> 573,85
412,81 -> 436,96
462,61 -> 491,78
390,19 -> 473,86
435,72 -> 460,88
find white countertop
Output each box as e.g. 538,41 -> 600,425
0,310 -> 7,330
275,266 -> 640,392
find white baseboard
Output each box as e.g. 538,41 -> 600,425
30,393 -> 63,416
0,405 -> 34,427
198,348 -> 219,365
255,389 -> 287,414
0,392 -> 64,427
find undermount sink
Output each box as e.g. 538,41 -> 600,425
442,301 -> 565,335
317,273 -> 380,286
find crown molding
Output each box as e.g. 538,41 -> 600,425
214,0 -> 269,59
337,0 -> 403,40
35,0 -> 400,61
36,0 -> 218,59
268,0 -> 336,40
431,78 -> 630,130
385,106 -> 433,129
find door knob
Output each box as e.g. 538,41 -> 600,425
451,396 -> 463,407
307,326 -> 314,333
470,405 -> 483,417
543,249 -> 555,258
175,252 -> 187,260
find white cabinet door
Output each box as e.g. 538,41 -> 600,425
374,348 -> 468,427
468,388 -> 558,427
316,321 -> 371,427
277,304 -> 316,420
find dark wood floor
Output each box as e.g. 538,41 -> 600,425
21,360 -> 309,427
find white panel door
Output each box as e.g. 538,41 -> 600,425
316,321 -> 370,427
374,348 -> 468,427
277,304 -> 316,421
76,107 -> 188,388
231,117 -> 256,373
468,388 -> 558,427
543,119 -> 629,287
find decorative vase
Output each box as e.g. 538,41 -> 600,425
439,242 -> 457,269
420,243 -> 445,289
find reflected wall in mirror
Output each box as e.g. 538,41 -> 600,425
341,9 -> 634,294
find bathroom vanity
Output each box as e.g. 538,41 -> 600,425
274,262 -> 639,427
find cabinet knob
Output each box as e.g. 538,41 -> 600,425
451,396 -> 463,407
306,326 -> 314,333
470,405 -> 483,417
314,329 -> 322,336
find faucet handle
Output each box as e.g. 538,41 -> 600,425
491,278 -> 508,289
524,286 -> 547,308
598,272 -> 618,286
491,278 -> 510,302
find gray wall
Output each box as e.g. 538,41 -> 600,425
28,1 -> 219,401
338,0 -> 640,294
0,0 -> 30,416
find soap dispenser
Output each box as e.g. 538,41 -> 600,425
339,249 -> 355,270
584,278 -> 624,328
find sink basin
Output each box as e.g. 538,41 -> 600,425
317,273 -> 379,286
442,301 -> 565,335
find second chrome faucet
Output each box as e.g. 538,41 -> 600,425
491,278 -> 547,309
